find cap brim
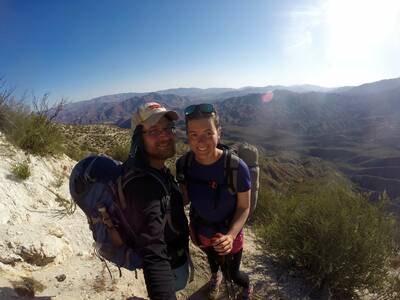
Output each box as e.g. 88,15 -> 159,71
144,110 -> 179,127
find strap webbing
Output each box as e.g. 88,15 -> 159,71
116,176 -> 127,210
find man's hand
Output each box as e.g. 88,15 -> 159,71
211,233 -> 234,255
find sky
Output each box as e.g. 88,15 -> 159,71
1,0 -> 400,102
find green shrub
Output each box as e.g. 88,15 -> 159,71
0,80 -> 14,131
0,89 -> 66,156
11,161 -> 31,180
64,145 -> 87,161
0,104 -> 11,131
7,113 -> 65,156
385,272 -> 400,299
256,181 -> 395,298
107,143 -> 130,161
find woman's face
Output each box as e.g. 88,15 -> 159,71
186,117 -> 220,162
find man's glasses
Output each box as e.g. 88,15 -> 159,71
184,103 -> 215,117
142,125 -> 176,137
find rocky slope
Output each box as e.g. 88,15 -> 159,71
0,131 -> 320,299
0,132 -> 148,299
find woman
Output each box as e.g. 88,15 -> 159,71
176,103 -> 252,300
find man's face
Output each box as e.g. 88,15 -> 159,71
142,116 -> 176,162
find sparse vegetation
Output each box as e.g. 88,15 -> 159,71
61,124 -> 131,161
384,272 -> 400,299
107,142 -> 130,161
255,178 -> 396,298
11,160 -> 31,180
0,79 -> 16,129
0,81 -> 66,156
11,276 -> 45,298
44,186 -> 76,218
54,193 -> 76,216
8,112 -> 65,155
64,144 -> 91,161
53,165 -> 68,188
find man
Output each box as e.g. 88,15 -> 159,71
122,102 -> 189,300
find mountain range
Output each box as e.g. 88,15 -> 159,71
56,83 -> 345,124
55,77 -> 400,206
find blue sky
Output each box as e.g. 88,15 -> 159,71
1,0 -> 399,102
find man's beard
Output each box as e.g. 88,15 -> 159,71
146,142 -> 176,161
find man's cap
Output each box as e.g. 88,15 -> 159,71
131,102 -> 179,129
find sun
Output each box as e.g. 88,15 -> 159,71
325,0 -> 400,53
319,0 -> 400,85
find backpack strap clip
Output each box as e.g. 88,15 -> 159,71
209,180 -> 218,190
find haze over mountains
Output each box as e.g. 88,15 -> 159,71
56,82 -> 344,125
55,77 -> 400,207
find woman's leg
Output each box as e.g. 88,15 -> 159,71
204,248 -> 220,273
226,249 -> 249,288
203,248 -> 223,299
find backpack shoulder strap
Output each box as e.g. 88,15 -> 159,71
225,150 -> 240,195
145,169 -> 180,235
116,168 -> 148,210
176,151 -> 194,184
119,167 -> 179,235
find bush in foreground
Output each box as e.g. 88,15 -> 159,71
255,181 -> 395,298
1,91 -> 66,156
8,113 -> 65,156
11,161 -> 31,180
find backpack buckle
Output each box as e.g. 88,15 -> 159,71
209,181 -> 218,189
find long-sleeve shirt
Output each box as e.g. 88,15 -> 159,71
122,167 -> 188,300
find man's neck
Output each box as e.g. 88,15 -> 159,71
149,159 -> 166,170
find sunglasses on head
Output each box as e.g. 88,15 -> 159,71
184,103 -> 215,117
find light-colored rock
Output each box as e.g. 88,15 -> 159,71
48,224 -> 65,238
0,132 -> 149,299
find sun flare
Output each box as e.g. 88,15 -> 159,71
286,0 -> 400,86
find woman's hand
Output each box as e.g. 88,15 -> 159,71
211,233 -> 235,255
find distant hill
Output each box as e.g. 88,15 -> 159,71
156,87 -> 234,102
215,79 -> 400,202
343,77 -> 400,96
57,83 -> 339,123
57,93 -> 189,125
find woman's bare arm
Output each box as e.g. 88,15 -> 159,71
213,189 -> 250,255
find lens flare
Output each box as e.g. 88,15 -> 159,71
261,91 -> 274,103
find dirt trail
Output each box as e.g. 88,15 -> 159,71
178,228 -> 310,300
